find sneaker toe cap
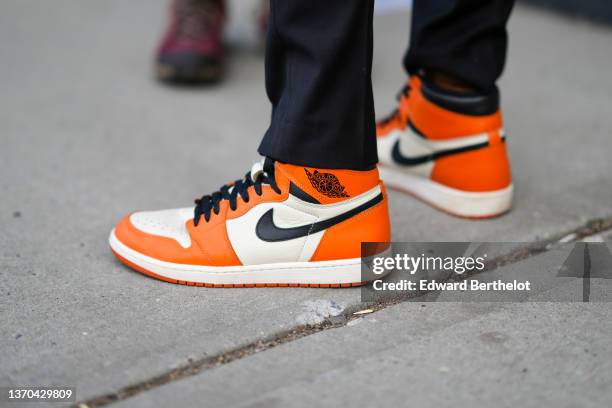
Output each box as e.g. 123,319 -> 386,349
112,209 -> 204,264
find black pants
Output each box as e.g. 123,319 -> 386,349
258,0 -> 515,171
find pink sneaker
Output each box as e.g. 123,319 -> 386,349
156,0 -> 225,84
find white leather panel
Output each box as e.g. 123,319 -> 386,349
130,207 -> 193,248
377,129 -> 401,165
379,126 -> 497,178
226,203 -> 317,265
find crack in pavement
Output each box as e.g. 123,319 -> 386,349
75,216 -> 612,408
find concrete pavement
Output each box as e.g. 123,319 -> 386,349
1,1 -> 611,406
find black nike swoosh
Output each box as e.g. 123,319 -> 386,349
391,139 -> 492,166
256,193 -> 384,242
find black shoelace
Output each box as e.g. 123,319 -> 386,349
378,83 -> 411,126
193,159 -> 281,226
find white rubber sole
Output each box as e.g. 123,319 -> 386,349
109,229 -> 388,286
379,165 -> 513,218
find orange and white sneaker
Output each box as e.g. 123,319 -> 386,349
376,75 -> 513,218
109,159 -> 390,287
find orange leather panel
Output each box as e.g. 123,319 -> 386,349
114,215 -> 209,265
277,162 -> 380,204
377,113 -> 406,136
188,203 -> 242,266
310,183 -> 390,261
409,76 -> 503,140
376,81 -> 411,137
431,132 -> 512,192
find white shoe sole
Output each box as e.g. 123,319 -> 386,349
109,229 -> 388,287
379,165 -> 513,218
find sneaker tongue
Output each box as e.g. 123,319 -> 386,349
249,160 -> 264,182
250,157 -> 276,183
